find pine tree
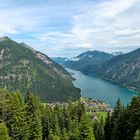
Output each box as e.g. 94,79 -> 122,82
42,105 -> 50,140
54,114 -> 61,137
110,98 -> 123,140
54,135 -> 60,140
103,97 -> 140,140
80,113 -> 95,140
127,96 -> 140,140
104,112 -> 111,140
94,117 -> 105,140
0,122 -> 10,140
69,119 -> 80,140
48,129 -> 55,140
76,101 -> 85,122
62,128 -> 69,140
10,92 -> 29,140
0,89 -> 28,140
24,92 -> 42,140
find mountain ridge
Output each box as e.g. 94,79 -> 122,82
0,37 -> 81,102
63,50 -> 112,71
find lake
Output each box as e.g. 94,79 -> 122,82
67,68 -> 138,108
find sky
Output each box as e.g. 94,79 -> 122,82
0,0 -> 140,57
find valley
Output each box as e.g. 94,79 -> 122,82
1,0 -> 140,139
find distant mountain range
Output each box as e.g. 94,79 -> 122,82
55,51 -> 112,71
53,49 -> 140,93
0,37 -> 80,102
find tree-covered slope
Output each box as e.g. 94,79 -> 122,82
0,37 -> 80,102
0,88 -> 95,140
99,48 -> 140,92
0,88 -> 140,140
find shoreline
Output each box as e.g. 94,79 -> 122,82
92,74 -> 139,94
68,68 -> 139,95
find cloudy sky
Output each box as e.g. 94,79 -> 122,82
0,0 -> 140,57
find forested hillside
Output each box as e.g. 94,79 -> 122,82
0,88 -> 95,140
0,88 -> 140,140
0,37 -> 80,102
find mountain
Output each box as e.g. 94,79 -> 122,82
62,49 -> 140,93
0,36 -> 80,102
99,48 -> 140,92
63,50 -> 112,71
76,50 -> 112,60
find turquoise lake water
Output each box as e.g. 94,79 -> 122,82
67,68 -> 138,108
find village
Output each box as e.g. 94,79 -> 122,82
47,97 -> 113,121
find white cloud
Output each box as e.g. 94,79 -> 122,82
0,25 -> 17,35
97,0 -> 137,17
109,40 -> 118,44
115,28 -> 140,35
68,0 -> 140,53
0,0 -> 140,56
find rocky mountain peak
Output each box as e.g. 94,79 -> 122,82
0,36 -> 10,42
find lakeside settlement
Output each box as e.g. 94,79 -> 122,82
47,97 -> 112,121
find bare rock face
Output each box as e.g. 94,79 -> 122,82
0,49 -> 5,59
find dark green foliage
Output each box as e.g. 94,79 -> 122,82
110,98 -> 123,140
79,113 -> 95,140
126,96 -> 140,140
0,88 -> 95,140
41,100 -> 95,140
0,37 -> 80,102
1,87 -> 139,140
62,128 -> 69,140
0,88 -> 42,140
104,112 -> 111,140
24,92 -> 42,140
94,118 -> 105,140
95,96 -> 140,140
0,122 -> 10,140
0,88 -> 28,140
